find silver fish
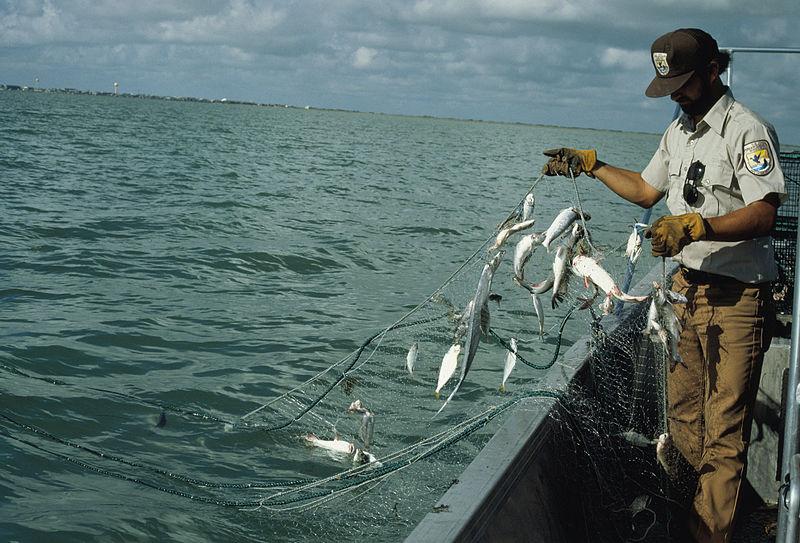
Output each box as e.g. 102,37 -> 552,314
437,252 -> 503,414
352,448 -> 380,466
489,219 -> 536,251
550,224 -> 585,308
570,254 -> 648,304
435,343 -> 461,399
656,432 -> 679,479
625,223 -> 648,265
551,245 -> 570,309
406,342 -> 418,374
348,399 -> 375,451
304,433 -> 355,455
513,232 -> 541,281
451,299 -> 473,343
515,273 -> 554,295
619,429 -> 657,447
522,193 -> 536,222
500,337 -> 518,392
531,293 -> 545,339
541,207 -> 590,251
599,295 -> 614,315
643,282 -> 683,366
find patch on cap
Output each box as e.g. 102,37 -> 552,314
743,140 -> 774,176
653,52 -> 669,76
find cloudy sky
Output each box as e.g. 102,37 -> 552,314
2,0 -> 800,143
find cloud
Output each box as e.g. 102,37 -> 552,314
0,0 -> 74,46
147,1 -> 285,45
1,0 -> 798,141
352,46 -> 377,69
600,47 -> 648,71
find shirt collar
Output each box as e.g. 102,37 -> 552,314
678,88 -> 735,135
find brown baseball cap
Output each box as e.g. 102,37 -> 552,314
645,28 -> 720,98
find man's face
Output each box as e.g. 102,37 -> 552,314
670,64 -> 716,117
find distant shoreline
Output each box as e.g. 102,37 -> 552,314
0,82 -> 662,138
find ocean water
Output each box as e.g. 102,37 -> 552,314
0,90 -> 666,542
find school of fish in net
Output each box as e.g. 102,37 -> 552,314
0,172 -> 689,541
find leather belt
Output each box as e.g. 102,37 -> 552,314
679,266 -> 739,284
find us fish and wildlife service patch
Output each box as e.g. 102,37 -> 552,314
743,140 -> 774,176
653,52 -> 669,76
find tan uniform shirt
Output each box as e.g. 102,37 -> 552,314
642,89 -> 786,283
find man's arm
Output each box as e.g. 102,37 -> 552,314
703,194 -> 780,241
591,162 -> 665,209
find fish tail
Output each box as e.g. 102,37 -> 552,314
434,382 -> 462,417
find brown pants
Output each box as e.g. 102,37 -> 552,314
668,267 -> 774,543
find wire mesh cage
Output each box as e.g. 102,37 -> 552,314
773,151 -> 800,315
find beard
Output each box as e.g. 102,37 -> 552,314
678,76 -> 717,117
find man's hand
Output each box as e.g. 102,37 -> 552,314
542,148 -> 598,178
645,213 -> 707,257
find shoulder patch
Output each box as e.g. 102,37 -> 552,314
743,140 -> 774,176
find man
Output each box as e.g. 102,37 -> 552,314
542,28 -> 786,543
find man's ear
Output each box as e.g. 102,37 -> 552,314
708,60 -> 721,83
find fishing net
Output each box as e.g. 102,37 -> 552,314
0,172 -> 683,542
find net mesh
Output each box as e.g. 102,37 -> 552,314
1,174 -> 690,541
773,151 -> 800,314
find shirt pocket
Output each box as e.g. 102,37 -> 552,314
665,159 -> 686,214
703,160 -> 741,216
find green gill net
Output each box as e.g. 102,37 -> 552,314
1,174 -> 683,542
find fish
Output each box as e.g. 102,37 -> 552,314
348,399 -> 375,451
666,290 -> 688,304
541,207 -> 590,251
515,273 -> 554,295
599,295 -> 614,315
305,430 -> 380,466
513,232 -> 542,281
522,193 -> 536,222
453,299 -> 473,342
304,433 -> 356,455
488,292 -> 503,306
353,449 -> 380,466
435,343 -> 461,399
550,223 -> 586,308
489,219 -> 536,251
618,429 -> 657,447
570,254 -> 648,304
643,282 -> 684,366
500,337 -> 518,392
625,223 -> 648,265
406,342 -> 418,374
627,495 -> 651,516
156,411 -> 167,428
437,252 -> 503,414
480,302 -> 491,336
530,293 -> 545,339
551,245 -> 570,309
656,432 -> 679,479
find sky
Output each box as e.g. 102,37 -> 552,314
2,0 -> 800,143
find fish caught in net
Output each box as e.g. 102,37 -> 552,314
1,173 -> 693,542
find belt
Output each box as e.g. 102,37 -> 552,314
679,266 -> 741,284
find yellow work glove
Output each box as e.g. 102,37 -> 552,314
645,213 -> 707,257
542,148 -> 598,178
